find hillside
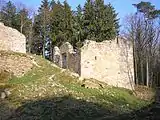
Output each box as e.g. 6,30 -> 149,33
0,51 -> 155,120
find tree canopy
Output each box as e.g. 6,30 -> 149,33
0,0 -> 119,58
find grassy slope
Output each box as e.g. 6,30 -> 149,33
0,54 -> 154,120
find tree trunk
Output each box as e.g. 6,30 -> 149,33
50,44 -> 53,61
146,57 -> 149,87
43,36 -> 46,58
20,25 -> 23,33
134,56 -> 138,84
140,60 -> 144,85
133,37 -> 138,85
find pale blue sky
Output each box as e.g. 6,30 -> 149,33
10,0 -> 160,25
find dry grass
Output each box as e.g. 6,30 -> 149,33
135,85 -> 155,101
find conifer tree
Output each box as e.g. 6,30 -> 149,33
102,3 -> 119,40
50,0 -> 65,46
83,0 -> 95,40
32,14 -> 43,55
50,0 -> 73,47
38,0 -> 50,58
83,0 -> 119,41
63,0 -> 73,42
72,4 -> 84,48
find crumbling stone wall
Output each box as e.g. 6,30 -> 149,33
80,38 -> 134,90
53,38 -> 134,90
53,42 -> 81,74
0,22 -> 26,53
53,46 -> 61,67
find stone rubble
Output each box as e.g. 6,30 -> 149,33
0,89 -> 11,99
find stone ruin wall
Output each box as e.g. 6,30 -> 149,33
53,38 -> 135,90
53,42 -> 81,75
0,22 -> 26,53
81,38 -> 134,90
67,52 -> 81,75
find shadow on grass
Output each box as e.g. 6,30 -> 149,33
0,95 -> 159,120
0,100 -> 14,120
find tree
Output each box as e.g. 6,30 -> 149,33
0,0 -> 6,20
63,0 -> 73,42
32,14 -> 43,55
123,1 -> 160,87
72,4 -> 84,48
93,0 -> 105,40
38,0 -> 50,58
14,3 -> 33,53
105,3 -> 119,39
134,2 -> 160,87
133,2 -> 160,19
83,0 -> 95,40
18,8 -> 29,33
83,0 -> 119,41
50,0 -> 65,47
50,0 -> 73,47
1,1 -> 16,28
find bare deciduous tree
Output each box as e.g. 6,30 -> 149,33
122,6 -> 160,87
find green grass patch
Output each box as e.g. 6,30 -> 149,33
9,56 -> 60,85
56,72 -> 150,112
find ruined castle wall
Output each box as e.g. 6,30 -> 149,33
53,39 -> 135,90
68,51 -> 81,75
58,42 -> 81,74
80,38 -> 134,90
0,22 -> 26,53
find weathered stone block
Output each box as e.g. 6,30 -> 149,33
0,22 -> 26,53
80,38 -> 134,90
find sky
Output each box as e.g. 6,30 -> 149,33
10,0 -> 160,25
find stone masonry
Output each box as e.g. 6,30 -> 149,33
0,22 -> 26,53
53,42 -> 81,75
53,38 -> 135,90
81,38 -> 134,90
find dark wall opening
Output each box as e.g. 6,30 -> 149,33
62,53 -> 67,69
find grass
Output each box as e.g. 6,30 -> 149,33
0,53 -> 155,120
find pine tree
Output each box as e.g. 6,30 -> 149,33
72,4 -> 84,48
38,0 -> 50,58
31,0 -> 50,56
83,0 -> 95,40
133,2 -> 160,19
83,0 -> 119,41
50,0 -> 73,47
102,3 -> 119,40
93,0 -> 105,41
63,0 -> 73,42
50,1 -> 65,46
32,14 -> 43,55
